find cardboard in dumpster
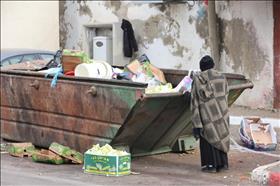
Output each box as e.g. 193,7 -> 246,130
62,55 -> 82,73
125,54 -> 167,84
149,63 -> 167,84
32,149 -> 69,165
49,142 -> 83,164
62,49 -> 89,73
83,144 -> 131,176
7,143 -> 37,157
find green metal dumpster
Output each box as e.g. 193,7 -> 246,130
0,69 -> 253,156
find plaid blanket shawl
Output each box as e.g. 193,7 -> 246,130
191,69 -> 230,153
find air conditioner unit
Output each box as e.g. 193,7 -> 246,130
93,36 -> 113,65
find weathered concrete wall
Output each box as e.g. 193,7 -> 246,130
1,1 -> 59,51
217,1 -> 274,109
60,1 -> 274,109
60,1 -> 210,70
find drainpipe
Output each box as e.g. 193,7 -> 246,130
273,1 -> 280,109
207,0 -> 221,70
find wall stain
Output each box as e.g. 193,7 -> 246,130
104,1 -> 121,12
188,16 -> 194,24
217,1 -> 230,13
220,18 -> 268,79
159,4 -> 168,12
151,4 -> 172,18
195,12 -> 209,49
60,22 -> 73,49
138,15 -> 188,57
104,1 -> 128,20
77,39 -> 83,50
59,1 -> 68,49
174,63 -> 183,69
77,0 -> 93,18
133,5 -> 189,58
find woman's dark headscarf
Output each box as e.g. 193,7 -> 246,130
200,55 -> 215,71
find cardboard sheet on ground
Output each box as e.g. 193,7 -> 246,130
7,143 -> 37,157
32,149 -> 69,164
49,142 -> 84,164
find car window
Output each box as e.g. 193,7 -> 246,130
22,54 -> 39,62
1,59 -> 11,67
40,54 -> 54,62
5,55 -> 23,65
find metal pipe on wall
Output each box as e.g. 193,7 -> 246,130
273,1 -> 280,109
207,0 -> 220,70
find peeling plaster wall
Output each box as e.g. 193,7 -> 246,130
60,1 -> 210,70
60,1 -> 274,109
217,1 -> 274,109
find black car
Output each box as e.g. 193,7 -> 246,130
0,48 -> 55,67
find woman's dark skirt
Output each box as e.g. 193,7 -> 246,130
199,137 -> 228,169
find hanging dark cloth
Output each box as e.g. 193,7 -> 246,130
121,19 -> 138,57
200,136 -> 228,170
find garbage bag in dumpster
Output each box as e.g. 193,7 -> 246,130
0,69 -> 253,156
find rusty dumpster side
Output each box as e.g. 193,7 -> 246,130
0,70 -> 146,152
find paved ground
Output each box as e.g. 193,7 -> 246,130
1,125 -> 279,186
1,105 -> 279,185
229,105 -> 280,119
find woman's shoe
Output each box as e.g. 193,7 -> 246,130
201,166 -> 218,173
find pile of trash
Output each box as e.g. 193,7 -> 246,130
86,144 -> 129,156
5,142 -> 83,165
2,49 -> 195,94
57,50 -> 195,94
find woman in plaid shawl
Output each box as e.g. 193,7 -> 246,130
191,55 -> 230,173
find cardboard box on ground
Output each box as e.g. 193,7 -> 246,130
83,144 -> 131,176
240,116 -> 277,151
